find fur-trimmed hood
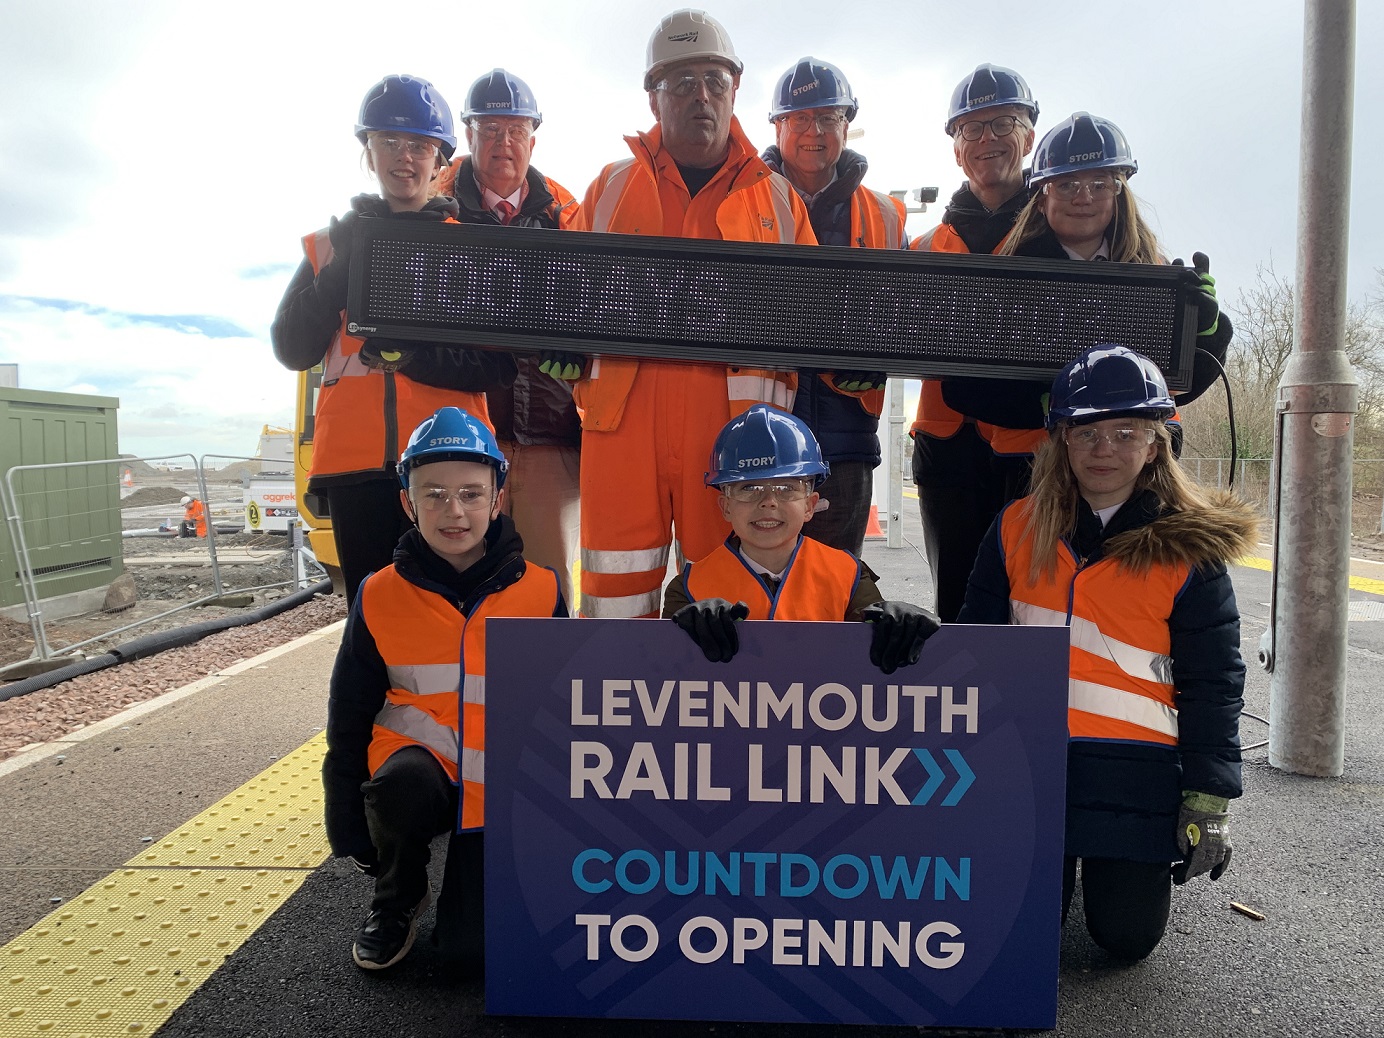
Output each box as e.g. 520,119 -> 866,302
1103,490 -> 1260,573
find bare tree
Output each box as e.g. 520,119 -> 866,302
1177,264 -> 1384,462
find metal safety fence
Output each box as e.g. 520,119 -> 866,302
1,454 -> 328,670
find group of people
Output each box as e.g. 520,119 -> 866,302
272,8 -> 1251,986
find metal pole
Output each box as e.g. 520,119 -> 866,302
886,379 -> 905,549
1268,0 -> 1357,777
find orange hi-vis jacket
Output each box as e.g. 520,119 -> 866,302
300,230 -> 490,482
183,498 -> 206,538
572,118 -> 816,432
682,535 -> 862,621
998,503 -> 1181,748
360,560 -> 561,831
908,224 -> 1046,457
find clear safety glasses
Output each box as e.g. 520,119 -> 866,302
1063,425 -> 1157,452
412,486 -> 495,512
656,68 -> 735,97
1045,177 -> 1125,201
722,481 -> 815,503
471,120 -> 534,144
368,135 -> 440,159
778,110 -> 848,133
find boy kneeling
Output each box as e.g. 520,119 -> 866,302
664,404 -> 939,672
323,407 -> 567,972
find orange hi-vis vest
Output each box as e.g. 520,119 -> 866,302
999,502 -> 1182,748
682,535 -> 861,620
301,229 -> 491,482
908,224 -> 1047,457
573,118 -> 815,432
361,560 -> 561,831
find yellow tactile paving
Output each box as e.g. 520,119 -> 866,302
0,733 -> 328,1037
1235,553 -> 1384,598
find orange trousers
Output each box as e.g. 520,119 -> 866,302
579,361 -> 734,617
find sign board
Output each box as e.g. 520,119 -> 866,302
243,477 -> 298,532
486,619 -> 1069,1029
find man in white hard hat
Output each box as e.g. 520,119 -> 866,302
179,495 -> 206,538
551,8 -> 816,619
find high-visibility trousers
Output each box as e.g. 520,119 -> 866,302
579,361 -> 734,618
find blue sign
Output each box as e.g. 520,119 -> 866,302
485,620 -> 1069,1028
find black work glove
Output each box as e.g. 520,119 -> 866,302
1171,792 -> 1232,884
863,600 -> 941,675
672,598 -> 750,663
539,350 -> 587,382
832,370 -> 888,393
328,209 -> 360,259
358,338 -> 414,373
1173,252 -> 1219,335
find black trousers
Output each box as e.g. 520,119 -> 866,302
324,478 -> 414,606
361,748 -> 484,967
802,459 -> 875,558
912,426 -> 1031,623
1063,856 -> 1172,960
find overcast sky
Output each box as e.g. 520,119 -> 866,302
0,0 -> 1379,459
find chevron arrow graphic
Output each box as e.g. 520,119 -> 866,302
911,748 -> 945,805
941,749 -> 975,806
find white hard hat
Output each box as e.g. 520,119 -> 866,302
181,496 -> 192,505
644,9 -> 742,90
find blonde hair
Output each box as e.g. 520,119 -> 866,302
1000,173 -> 1163,264
1020,418 -> 1213,582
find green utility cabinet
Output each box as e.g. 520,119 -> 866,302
0,387 -> 122,611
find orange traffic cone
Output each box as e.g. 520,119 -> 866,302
865,505 -> 884,538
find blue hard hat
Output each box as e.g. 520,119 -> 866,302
356,75 -> 457,159
462,68 -> 543,129
398,407 -> 509,489
705,405 -> 830,488
945,63 -> 1038,135
1047,345 -> 1175,429
769,57 -> 858,123
1031,112 -> 1137,185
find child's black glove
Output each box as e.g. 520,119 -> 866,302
672,598 -> 750,663
863,601 -> 941,674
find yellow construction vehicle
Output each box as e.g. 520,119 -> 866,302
293,365 -> 344,593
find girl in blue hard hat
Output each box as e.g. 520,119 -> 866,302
271,74 -> 516,605
958,345 -> 1257,960
947,113 -> 1231,438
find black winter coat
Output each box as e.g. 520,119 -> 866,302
958,487 -> 1255,861
761,146 -> 890,466
321,516 -> 568,861
450,160 -> 581,449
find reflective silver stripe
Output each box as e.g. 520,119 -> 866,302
727,375 -> 792,409
1069,679 -> 1179,738
871,190 -> 905,249
463,673 -> 485,705
590,159 -> 637,233
914,226 -> 938,250
460,746 -> 485,785
582,589 -> 664,618
767,175 -> 796,243
582,544 -> 669,575
373,702 -> 458,763
589,356 -> 602,378
1011,601 -> 1173,685
385,663 -> 461,696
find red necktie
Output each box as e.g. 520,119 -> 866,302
495,200 -> 517,225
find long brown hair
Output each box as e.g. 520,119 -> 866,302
1020,419 -> 1214,582
999,173 -> 1164,263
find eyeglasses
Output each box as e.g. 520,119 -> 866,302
1062,425 -> 1157,452
368,135 -> 440,159
778,110 -> 848,133
412,486 -> 495,511
471,120 -> 534,143
722,481 -> 814,503
1045,177 -> 1124,200
655,68 -> 735,97
954,114 -> 1025,141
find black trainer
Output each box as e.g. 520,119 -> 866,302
352,889 -> 430,970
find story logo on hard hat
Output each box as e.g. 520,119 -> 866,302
429,436 -> 464,446
668,30 -> 699,42
738,457 -> 774,468
792,80 -> 821,96
970,91 -> 998,105
1071,151 -> 1105,162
